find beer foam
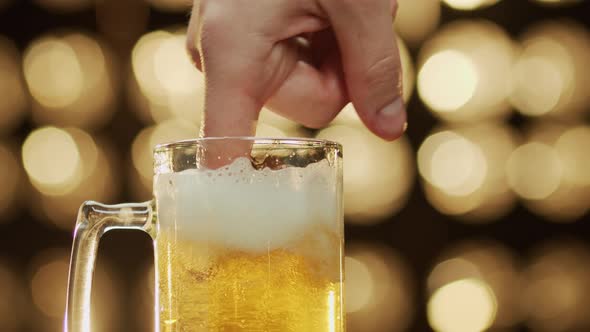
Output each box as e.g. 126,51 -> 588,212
155,158 -> 339,252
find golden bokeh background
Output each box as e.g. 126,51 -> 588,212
0,0 -> 588,331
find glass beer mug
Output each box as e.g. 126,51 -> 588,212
65,138 -> 344,332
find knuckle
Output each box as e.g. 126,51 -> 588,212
364,53 -> 401,99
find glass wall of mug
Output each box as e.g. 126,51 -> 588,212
66,138 -> 344,332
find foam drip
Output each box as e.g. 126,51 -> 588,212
155,157 -> 338,252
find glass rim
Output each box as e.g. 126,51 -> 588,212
154,137 -> 342,153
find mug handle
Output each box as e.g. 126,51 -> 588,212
64,201 -> 155,332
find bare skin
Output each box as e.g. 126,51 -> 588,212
187,0 -> 406,141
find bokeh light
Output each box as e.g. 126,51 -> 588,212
28,249 -> 120,332
316,121 -> 414,224
394,0 -> 440,46
23,127 -> 81,196
130,28 -> 204,125
427,241 -> 522,330
23,32 -> 117,129
34,0 -> 93,12
510,20 -> 590,119
418,123 -> 517,222
146,0 -> 191,12
22,127 -> 118,230
442,0 -> 501,10
506,123 -> 590,222
0,142 -> 22,220
418,20 -> 516,122
532,0 -> 583,7
0,262 -> 25,332
428,278 -> 496,332
346,244 -> 414,332
522,241 -> 590,332
419,50 -> 478,112
131,119 -> 199,198
0,37 -> 28,133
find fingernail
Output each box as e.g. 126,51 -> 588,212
376,98 -> 406,139
379,98 -> 404,116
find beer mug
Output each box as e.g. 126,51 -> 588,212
65,138 -> 344,332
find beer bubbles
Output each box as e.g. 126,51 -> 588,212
317,118 -> 414,224
506,123 -> 590,222
418,123 -> 517,222
23,32 -> 117,130
28,249 -> 120,332
130,28 -> 204,125
427,241 -> 522,331
0,37 -> 28,133
417,20 -> 516,123
22,127 -> 117,230
346,244 -> 415,332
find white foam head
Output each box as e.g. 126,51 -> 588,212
154,158 -> 338,252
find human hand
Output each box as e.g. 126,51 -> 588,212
187,0 -> 406,140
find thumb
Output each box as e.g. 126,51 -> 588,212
322,0 -> 406,140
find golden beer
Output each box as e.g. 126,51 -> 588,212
157,232 -> 343,332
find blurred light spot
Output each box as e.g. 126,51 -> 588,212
24,33 -> 116,129
146,0 -> 191,12
0,37 -> 27,133
532,0 -> 582,6
346,245 -> 414,332
556,126 -> 590,186
23,127 -> 81,195
511,21 -> 590,119
131,29 -> 204,125
522,241 -> 590,332
131,119 -> 199,195
428,278 -> 497,332
34,0 -> 93,12
422,131 -> 487,196
508,123 -> 590,222
398,38 -> 415,102
442,0 -> 500,10
419,124 -> 517,222
24,38 -> 83,108
317,122 -> 414,224
394,0 -> 440,45
419,20 -> 516,122
0,263 -> 24,332
0,143 -> 21,219
23,128 -> 117,230
29,249 -> 120,332
418,50 -> 478,112
428,242 -> 522,328
507,143 -> 562,200
31,259 -> 70,318
345,257 -> 373,313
